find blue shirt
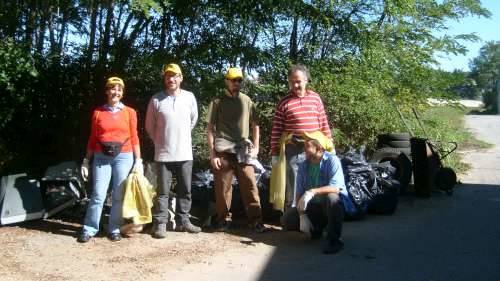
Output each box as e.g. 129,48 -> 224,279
296,151 -> 347,199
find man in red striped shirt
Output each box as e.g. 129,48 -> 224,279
271,64 -> 332,209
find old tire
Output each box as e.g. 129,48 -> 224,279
378,140 -> 411,148
377,133 -> 411,143
370,148 -> 412,189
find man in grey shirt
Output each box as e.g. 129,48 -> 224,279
145,63 -> 200,238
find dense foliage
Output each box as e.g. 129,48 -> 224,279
0,0 -> 489,175
469,41 -> 500,112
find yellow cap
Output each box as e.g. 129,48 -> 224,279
105,77 -> 124,88
225,67 -> 243,80
163,63 -> 182,75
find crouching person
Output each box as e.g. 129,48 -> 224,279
282,138 -> 347,254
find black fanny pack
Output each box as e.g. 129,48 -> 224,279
100,138 -> 129,157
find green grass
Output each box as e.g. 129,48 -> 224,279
403,105 -> 493,174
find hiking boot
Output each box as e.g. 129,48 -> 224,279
152,223 -> 167,239
214,220 -> 231,232
250,222 -> 270,233
322,239 -> 344,255
77,232 -> 91,243
175,222 -> 201,234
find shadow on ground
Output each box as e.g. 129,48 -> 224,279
228,183 -> 500,281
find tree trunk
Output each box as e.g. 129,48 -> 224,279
36,2 -> 48,54
86,0 -> 99,68
25,0 -> 37,49
98,0 -> 114,69
159,2 -> 169,50
289,15 -> 299,62
57,2 -> 69,56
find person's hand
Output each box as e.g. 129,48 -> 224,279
297,190 -> 315,212
81,158 -> 89,182
132,158 -> 144,174
271,156 -> 279,166
211,156 -> 222,170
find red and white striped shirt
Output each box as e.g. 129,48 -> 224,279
270,90 -> 331,155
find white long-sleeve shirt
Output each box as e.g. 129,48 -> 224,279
145,89 -> 198,162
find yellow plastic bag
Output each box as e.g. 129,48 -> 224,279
122,171 -> 156,225
269,133 -> 293,211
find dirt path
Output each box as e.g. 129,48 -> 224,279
1,114 -> 500,281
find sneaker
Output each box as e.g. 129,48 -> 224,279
77,232 -> 91,243
322,240 -> 344,255
175,223 -> 201,234
108,233 -> 122,242
152,223 -> 167,239
214,220 -> 231,232
250,222 -> 270,233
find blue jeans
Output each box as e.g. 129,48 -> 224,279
82,152 -> 133,236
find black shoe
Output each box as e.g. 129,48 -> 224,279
322,240 -> 344,255
214,221 -> 231,232
77,232 -> 91,243
108,233 -> 122,242
250,222 -> 270,233
175,223 -> 201,233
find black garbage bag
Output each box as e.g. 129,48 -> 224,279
340,147 -> 382,218
368,162 -> 400,214
339,147 -> 400,218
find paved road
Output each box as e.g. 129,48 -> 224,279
170,115 -> 500,281
461,115 -> 500,184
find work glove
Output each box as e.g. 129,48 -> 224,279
297,190 -> 315,212
271,156 -> 279,166
81,158 -> 89,182
299,214 -> 312,234
132,158 -> 144,174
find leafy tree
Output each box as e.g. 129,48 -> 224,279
0,0 -> 492,174
469,41 -> 500,112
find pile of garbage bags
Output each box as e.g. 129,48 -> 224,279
339,147 -> 400,219
1,151 -> 401,226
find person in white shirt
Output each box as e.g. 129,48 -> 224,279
145,63 -> 200,238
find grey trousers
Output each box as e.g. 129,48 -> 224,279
282,193 -> 344,242
153,161 -> 193,225
285,143 -> 305,208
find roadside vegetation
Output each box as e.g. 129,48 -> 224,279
402,105 -> 492,174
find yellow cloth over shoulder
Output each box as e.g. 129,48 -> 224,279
122,171 -> 156,225
269,131 -> 333,211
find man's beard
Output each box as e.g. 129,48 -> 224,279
306,151 -> 321,163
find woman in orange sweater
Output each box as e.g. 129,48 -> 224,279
78,77 -> 142,243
